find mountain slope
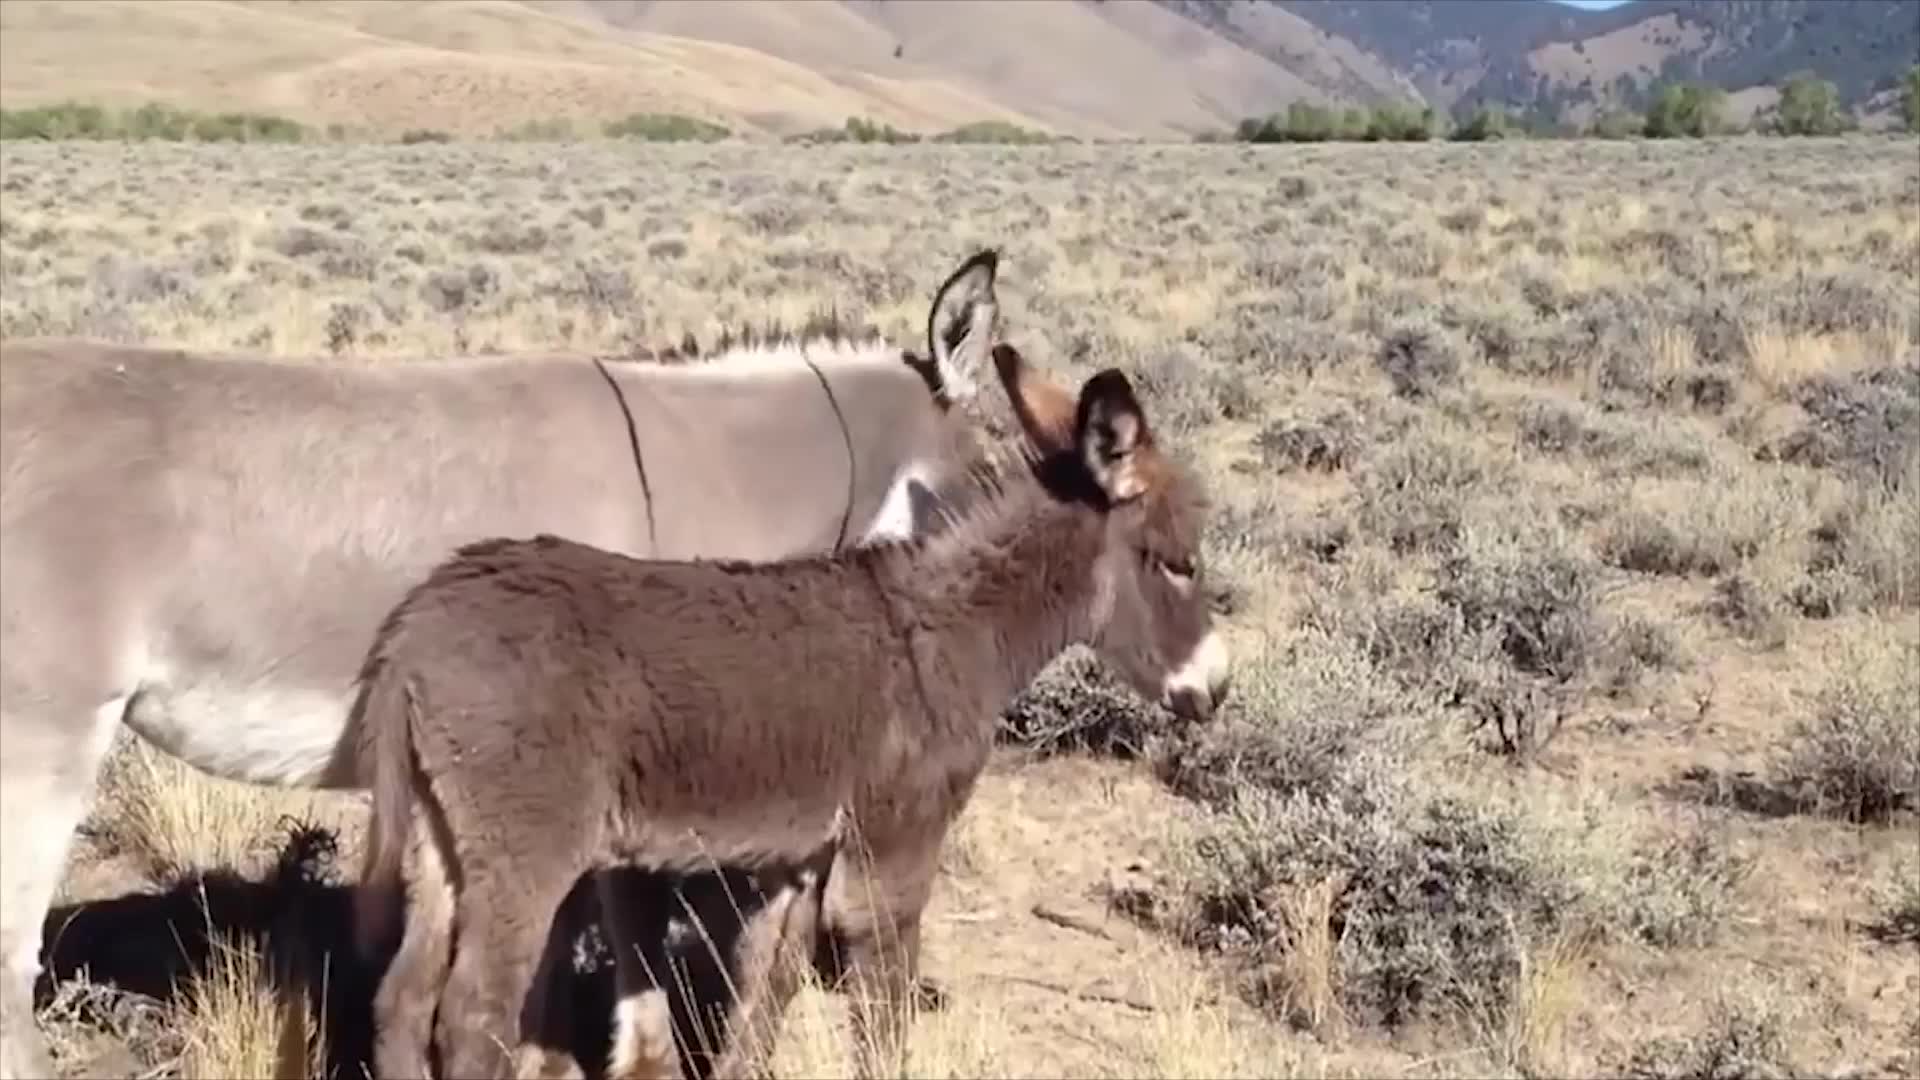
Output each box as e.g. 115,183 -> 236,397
0,0 -> 1912,137
1263,0 -> 1920,123
545,0 -> 1326,137
0,0 -> 1045,138
0,0 -> 1346,139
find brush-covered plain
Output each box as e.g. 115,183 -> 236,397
3,136 -> 1916,1079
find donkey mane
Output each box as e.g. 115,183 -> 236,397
611,309 -> 889,368
605,310 -> 951,403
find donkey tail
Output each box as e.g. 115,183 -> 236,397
351,656 -> 419,965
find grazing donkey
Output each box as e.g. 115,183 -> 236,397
352,341 -> 1234,1080
0,249 -> 1007,1080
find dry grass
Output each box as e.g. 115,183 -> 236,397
171,930 -> 321,1080
9,134 -> 1918,1079
85,734 -> 334,885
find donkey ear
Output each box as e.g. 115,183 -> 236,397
922,249 -> 999,406
1074,369 -> 1154,503
992,343 -> 1076,456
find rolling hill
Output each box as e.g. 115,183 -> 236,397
0,0 -> 1913,138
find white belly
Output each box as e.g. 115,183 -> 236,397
120,668 -> 357,789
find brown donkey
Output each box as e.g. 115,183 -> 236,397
352,343 -> 1233,1079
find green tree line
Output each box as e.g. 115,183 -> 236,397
0,102 -> 1064,146
1,101 -> 307,142
1225,68 -> 1920,144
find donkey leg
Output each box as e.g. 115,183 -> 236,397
816,843 -> 938,1080
370,806 -> 456,1080
510,876 -> 595,1080
704,872 -> 824,1080
0,696 -> 125,1080
435,861 -> 582,1080
598,869 -> 685,1080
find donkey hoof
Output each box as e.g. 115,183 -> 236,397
912,976 -> 949,1013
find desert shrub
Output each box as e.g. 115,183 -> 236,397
1869,859 -> 1920,944
1596,611 -> 1689,698
1302,503 -> 1598,757
1374,322 -> 1461,400
1253,407 -> 1361,472
398,129 -> 453,144
1703,566 -> 1794,648
271,226 -> 338,260
1622,995 -> 1796,1080
998,647 -> 1163,758
1436,518 -> 1599,686
470,217 -> 549,255
1599,470 -> 1804,578
1439,297 -> 1529,366
1516,398 -> 1712,474
323,302 -> 369,355
1154,631 -> 1426,807
1350,423 -> 1509,553
603,113 -> 730,142
495,118 -> 574,141
1803,490 -> 1919,610
1127,349 -> 1261,434
1602,824 -> 1754,947
1771,364 -> 1920,493
420,264 -> 499,313
1222,309 -> 1365,377
1763,269 -> 1911,338
1301,548 -> 1496,703
1172,772 -> 1581,1029
1776,641 -> 1920,824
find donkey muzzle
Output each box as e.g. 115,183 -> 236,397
1164,630 -> 1231,722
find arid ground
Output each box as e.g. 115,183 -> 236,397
2,136 -> 1916,1079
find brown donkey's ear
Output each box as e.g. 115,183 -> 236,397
993,343 -> 1077,456
1074,368 -> 1154,503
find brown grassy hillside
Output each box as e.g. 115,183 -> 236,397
5,135 -> 1916,1080
0,0 -> 1336,139
0,0 -> 1048,138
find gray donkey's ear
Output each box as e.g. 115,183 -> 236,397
921,249 -> 999,407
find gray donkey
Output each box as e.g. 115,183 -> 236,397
0,250 -> 1008,1080
352,341 -> 1234,1079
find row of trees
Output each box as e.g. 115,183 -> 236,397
0,103 -> 1062,146
0,101 -> 305,142
8,69 -> 1917,146
1227,101 -> 1439,143
1228,66 -> 1920,144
